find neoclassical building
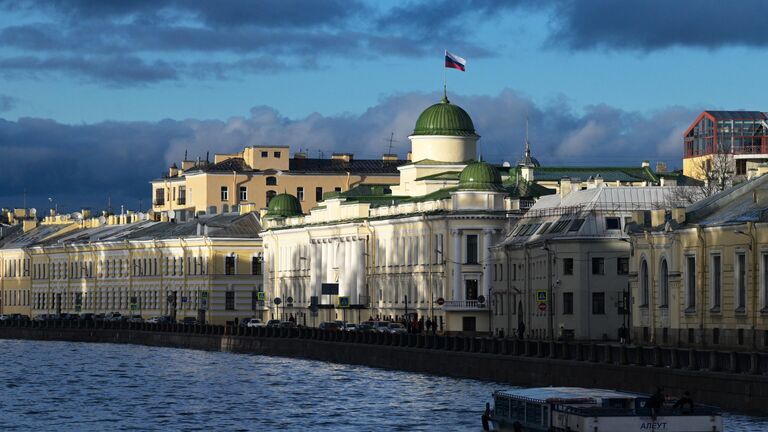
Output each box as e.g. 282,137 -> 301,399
261,94 -> 552,332
628,168 -> 768,350
0,210 -> 264,324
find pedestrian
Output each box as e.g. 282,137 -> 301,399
481,402 -> 491,431
672,391 -> 694,413
432,317 -> 437,335
426,318 -> 432,333
619,324 -> 627,344
648,387 -> 665,419
517,320 -> 526,340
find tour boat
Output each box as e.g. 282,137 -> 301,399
484,387 -> 723,431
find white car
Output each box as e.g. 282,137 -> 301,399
0,314 -> 9,321
246,318 -> 263,328
147,316 -> 161,324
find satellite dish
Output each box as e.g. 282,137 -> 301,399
137,212 -> 146,221
72,212 -> 83,221
167,210 -> 176,220
29,208 -> 37,216
97,216 -> 106,226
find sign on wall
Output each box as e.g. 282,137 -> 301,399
321,283 -> 339,295
535,290 -> 548,303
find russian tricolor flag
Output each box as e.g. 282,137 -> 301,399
445,50 -> 466,71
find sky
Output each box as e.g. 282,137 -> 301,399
1,0 -> 767,213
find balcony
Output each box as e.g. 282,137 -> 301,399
442,300 -> 489,311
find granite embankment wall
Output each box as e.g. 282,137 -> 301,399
1,321 -> 767,414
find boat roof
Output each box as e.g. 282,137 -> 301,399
495,387 -> 643,403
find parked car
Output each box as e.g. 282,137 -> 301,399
278,321 -> 297,329
0,314 -> 9,321
245,318 -> 263,328
181,317 -> 199,326
344,323 -> 358,332
12,314 -> 30,321
356,322 -> 375,332
33,314 -> 49,321
386,323 -> 407,334
318,321 -> 341,331
374,321 -> 391,333
104,312 -> 122,322
93,313 -> 106,322
127,315 -> 144,323
80,313 -> 95,321
265,319 -> 282,328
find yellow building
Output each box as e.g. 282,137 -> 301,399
0,211 -> 265,325
628,171 -> 768,350
150,145 -> 407,221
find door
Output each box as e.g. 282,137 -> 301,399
465,279 -> 478,300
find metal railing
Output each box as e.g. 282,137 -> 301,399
442,300 -> 489,310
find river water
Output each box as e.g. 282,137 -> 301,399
0,339 -> 765,431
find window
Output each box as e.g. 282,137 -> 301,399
154,188 -> 165,206
334,187 -> 342,193
736,253 -> 746,312
605,217 -> 620,230
261,151 -> 268,157
208,205 -> 217,215
220,186 -> 229,201
225,255 -> 236,275
225,291 -> 235,310
266,190 -> 276,205
763,253 -> 768,310
640,259 -> 649,306
251,291 -> 260,311
592,292 -> 605,315
239,186 -> 247,201
562,292 -> 573,315
315,187 -> 323,201
266,176 -> 277,186
591,257 -> 604,275
251,256 -> 262,275
178,186 -> 186,205
617,257 -> 629,275
465,279 -> 478,300
563,258 -> 574,275
297,187 -> 304,201
466,235 -> 479,264
659,259 -> 669,307
568,219 -> 584,232
686,256 -> 696,310
711,254 -> 721,310
273,151 -> 281,158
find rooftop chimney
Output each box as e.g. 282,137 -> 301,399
293,152 -> 308,159
331,153 -> 353,162
641,160 -> 651,168
382,154 -> 398,161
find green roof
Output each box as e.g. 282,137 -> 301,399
412,95 -> 476,137
458,160 -> 505,191
415,171 -> 461,181
266,193 -> 302,218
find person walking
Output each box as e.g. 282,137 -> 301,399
517,320 -> 526,340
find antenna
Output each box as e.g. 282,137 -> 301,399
385,132 -> 399,155
184,149 -> 188,160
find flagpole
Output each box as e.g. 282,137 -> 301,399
443,49 -> 447,99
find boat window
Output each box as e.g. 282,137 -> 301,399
526,402 -> 542,425
542,406 -> 548,427
495,396 -> 510,418
511,399 -> 525,420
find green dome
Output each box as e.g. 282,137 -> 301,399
458,160 -> 504,191
413,95 -> 476,136
266,193 -> 302,218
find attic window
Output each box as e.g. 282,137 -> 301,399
568,219 -> 585,232
261,151 -> 268,157
549,219 -> 571,234
605,217 -> 620,230
538,222 -> 551,234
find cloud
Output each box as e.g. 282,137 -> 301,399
0,55 -> 177,85
0,88 -> 699,212
547,0 -> 768,51
0,94 -> 16,112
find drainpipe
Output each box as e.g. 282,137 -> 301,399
644,232 -> 656,344
748,222 -> 758,349
696,226 -> 707,346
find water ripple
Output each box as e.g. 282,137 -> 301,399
0,339 -> 765,431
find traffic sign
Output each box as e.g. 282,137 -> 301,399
274,297 -> 282,305
536,290 -> 548,302
338,296 -> 350,308
538,302 -> 547,312
436,297 -> 445,306
257,291 -> 265,301
477,295 -> 486,304
286,296 -> 294,305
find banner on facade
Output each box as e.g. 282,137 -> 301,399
321,283 -> 339,295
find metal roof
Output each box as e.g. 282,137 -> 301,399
705,111 -> 766,121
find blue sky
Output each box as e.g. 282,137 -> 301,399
1,0 -> 767,212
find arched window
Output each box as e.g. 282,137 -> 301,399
266,176 -> 277,186
222,204 -> 229,213
641,259 -> 649,307
659,258 -> 669,307
208,205 -> 217,215
266,190 -> 277,205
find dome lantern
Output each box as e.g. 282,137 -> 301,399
266,193 -> 303,219
458,159 -> 505,192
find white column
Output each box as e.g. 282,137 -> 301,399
340,239 -> 350,297
310,242 -> 320,297
452,229 -> 462,300
355,240 -> 365,305
483,229 -> 494,298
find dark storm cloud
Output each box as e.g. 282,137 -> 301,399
0,55 -> 177,85
0,95 -> 16,112
0,90 -> 698,211
548,0 -> 768,50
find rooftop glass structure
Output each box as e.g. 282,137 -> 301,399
684,111 -> 768,158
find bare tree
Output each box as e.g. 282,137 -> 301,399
669,150 -> 734,205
